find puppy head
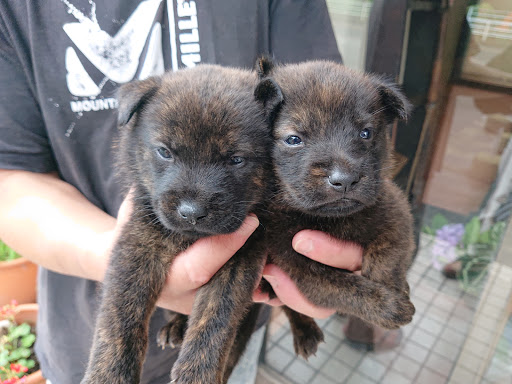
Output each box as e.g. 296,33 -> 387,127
117,65 -> 276,238
257,59 -> 410,217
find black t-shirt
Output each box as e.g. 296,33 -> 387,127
0,1 -> 341,383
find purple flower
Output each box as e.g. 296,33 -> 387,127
436,223 -> 465,246
431,238 -> 458,270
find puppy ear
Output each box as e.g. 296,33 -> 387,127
255,55 -> 275,79
375,80 -> 411,123
117,76 -> 161,127
255,77 -> 283,124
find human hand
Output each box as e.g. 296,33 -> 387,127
156,214 -> 260,313
253,230 -> 363,319
103,191 -> 260,314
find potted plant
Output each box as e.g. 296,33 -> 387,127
423,214 -> 507,292
0,301 -> 44,384
0,241 -> 37,306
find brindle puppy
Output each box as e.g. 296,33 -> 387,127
257,58 -> 416,358
81,65 -> 283,384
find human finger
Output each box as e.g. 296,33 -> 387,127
292,230 -> 363,271
261,264 -> 335,319
169,214 -> 260,291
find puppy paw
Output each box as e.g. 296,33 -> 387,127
292,321 -> 325,360
170,360 -> 216,384
157,315 -> 188,349
377,292 -> 415,329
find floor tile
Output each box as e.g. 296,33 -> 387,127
408,270 -> 422,285
410,327 -> 437,349
333,342 -> 364,368
267,322 -> 289,341
391,355 -> 421,380
416,367 -> 447,384
324,316 -> 345,339
321,358 -> 352,382
370,349 -> 398,366
283,359 -> 316,384
310,374 -> 335,384
357,356 -> 387,381
440,327 -> 465,346
278,332 -> 295,352
400,339 -> 429,364
426,268 -> 445,283
464,338 -> 491,357
452,302 -> 476,320
425,352 -> 454,377
401,323 -> 416,339
431,292 -> 458,312
433,338 -> 461,361
380,369 -> 411,384
446,313 -> 471,334
427,305 -> 452,323
345,372 -> 376,384
304,349 -> 330,370
450,366 -> 476,384
418,316 -> 445,337
266,345 -> 295,372
412,284 -> 437,303
411,298 -> 429,313
317,337 -> 340,355
457,350 -> 483,373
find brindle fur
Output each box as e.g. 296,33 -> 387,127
81,65 -> 281,384
257,59 -> 416,358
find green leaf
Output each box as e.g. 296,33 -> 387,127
8,323 -> 31,340
422,226 -> 435,235
489,221 -> 506,247
17,358 -> 35,370
21,334 -> 36,348
431,214 -> 449,231
0,351 -> 8,367
25,358 -> 35,369
7,347 -> 31,362
478,230 -> 490,244
463,217 -> 481,247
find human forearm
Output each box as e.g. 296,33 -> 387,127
0,170 -> 115,281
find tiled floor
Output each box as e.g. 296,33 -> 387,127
258,234 -> 512,384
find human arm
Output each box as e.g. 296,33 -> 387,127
0,169 -> 260,315
0,170 -> 114,282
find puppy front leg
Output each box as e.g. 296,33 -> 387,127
81,224 -> 178,384
277,254 -> 414,330
357,240 -> 415,328
171,238 -> 265,384
282,306 -> 324,360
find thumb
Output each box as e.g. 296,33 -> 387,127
169,214 -> 260,289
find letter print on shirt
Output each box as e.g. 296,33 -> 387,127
58,0 -> 201,136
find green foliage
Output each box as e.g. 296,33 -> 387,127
423,213 -> 507,292
422,213 -> 449,235
458,220 -> 507,292
0,314 -> 36,380
0,241 -> 20,262
462,217 -> 481,248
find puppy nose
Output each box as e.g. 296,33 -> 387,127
177,201 -> 207,225
328,170 -> 360,192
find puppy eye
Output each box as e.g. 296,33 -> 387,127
284,135 -> 303,146
359,128 -> 372,140
156,147 -> 173,160
230,156 -> 245,166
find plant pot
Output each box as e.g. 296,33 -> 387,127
0,257 -> 38,306
13,303 -> 45,384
